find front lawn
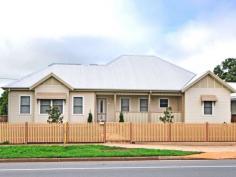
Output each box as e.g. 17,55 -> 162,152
0,145 -> 196,158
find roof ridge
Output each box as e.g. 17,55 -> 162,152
106,55 -> 196,76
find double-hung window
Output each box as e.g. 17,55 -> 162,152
40,99 -> 63,114
140,98 -> 148,112
73,97 -> 83,114
121,98 -> 129,112
203,101 -> 213,115
20,96 -> 30,114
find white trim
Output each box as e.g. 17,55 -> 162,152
159,98 -> 169,108
39,99 -> 65,115
19,95 -> 32,115
139,97 -> 148,112
120,97 -> 130,112
201,101 -> 215,117
72,96 -> 84,115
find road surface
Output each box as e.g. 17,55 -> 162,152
0,160 -> 235,177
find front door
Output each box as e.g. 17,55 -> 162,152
97,98 -> 107,122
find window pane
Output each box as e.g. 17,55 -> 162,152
40,105 -> 50,114
140,99 -> 148,112
21,96 -> 30,105
53,100 -> 63,113
73,97 -> 83,114
20,96 -> 30,114
74,97 -> 83,106
74,106 -> 83,114
41,100 -> 50,106
204,101 -> 213,115
121,98 -> 129,112
160,99 -> 168,108
20,105 -> 30,114
40,100 -> 50,114
53,100 -> 63,106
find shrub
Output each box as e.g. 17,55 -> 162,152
1,141 -> 10,145
159,107 -> 174,123
88,111 -> 93,123
119,112 -> 124,122
47,106 -> 63,123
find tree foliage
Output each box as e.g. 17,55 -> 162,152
119,112 -> 124,122
213,58 -> 236,82
0,90 -> 8,115
159,107 -> 174,123
47,106 -> 63,123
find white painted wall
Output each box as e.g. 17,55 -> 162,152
185,87 -> 231,123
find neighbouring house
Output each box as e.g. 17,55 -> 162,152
228,82 -> 236,122
2,55 -> 236,123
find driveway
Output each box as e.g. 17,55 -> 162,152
105,142 -> 236,159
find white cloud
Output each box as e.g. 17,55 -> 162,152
0,0 -> 152,78
0,0 -> 149,42
162,11 -> 236,73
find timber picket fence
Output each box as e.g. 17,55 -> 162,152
0,122 -> 236,144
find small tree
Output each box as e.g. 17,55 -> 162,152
47,106 -> 63,123
0,90 -> 8,115
119,112 -> 124,122
88,111 -> 93,123
159,107 -> 174,123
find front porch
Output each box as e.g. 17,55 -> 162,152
95,92 -> 184,123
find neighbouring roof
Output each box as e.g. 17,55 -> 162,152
3,55 -> 196,91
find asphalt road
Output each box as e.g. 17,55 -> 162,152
0,160 -> 236,177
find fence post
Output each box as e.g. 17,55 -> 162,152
63,122 -> 69,144
25,122 -> 28,144
168,123 -> 172,142
103,122 -> 106,143
206,122 -> 209,142
130,122 -> 133,143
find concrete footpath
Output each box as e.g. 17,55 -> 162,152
105,142 -> 236,160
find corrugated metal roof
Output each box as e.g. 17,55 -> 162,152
4,55 -> 196,91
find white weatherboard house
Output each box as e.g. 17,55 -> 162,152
2,55 -> 236,123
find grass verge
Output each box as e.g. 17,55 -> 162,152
0,145 -> 197,159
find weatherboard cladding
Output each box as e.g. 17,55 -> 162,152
5,55 -> 196,91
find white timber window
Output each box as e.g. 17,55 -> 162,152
40,99 -> 64,114
73,97 -> 83,115
203,101 -> 214,116
140,98 -> 148,112
121,98 -> 130,112
159,98 -> 169,108
20,96 -> 31,114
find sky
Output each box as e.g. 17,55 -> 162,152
0,0 -> 236,80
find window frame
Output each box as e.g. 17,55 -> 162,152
159,98 -> 169,108
120,97 -> 130,112
19,95 -> 31,115
72,96 -> 84,115
202,101 -> 215,116
39,99 -> 64,115
139,97 -> 148,112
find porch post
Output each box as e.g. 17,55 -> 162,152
148,92 -> 151,122
114,93 -> 117,122
181,93 -> 185,122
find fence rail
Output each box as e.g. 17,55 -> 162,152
0,122 -> 236,144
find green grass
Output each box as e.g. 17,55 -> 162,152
0,145 -> 196,159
